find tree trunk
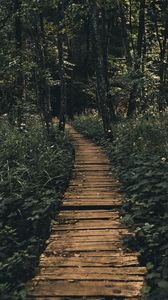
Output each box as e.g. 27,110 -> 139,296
92,3 -> 113,139
119,0 -> 133,69
39,14 -> 52,131
127,0 -> 145,117
101,2 -> 116,121
14,0 -> 23,128
31,12 -> 51,132
57,1 -> 67,131
58,31 -> 67,131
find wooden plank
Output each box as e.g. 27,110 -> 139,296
52,222 -> 124,230
63,198 -> 122,202
39,267 -> 146,275
50,229 -> 129,237
56,219 -> 122,225
59,210 -> 119,215
75,161 -> 109,164
74,162 -> 110,165
46,242 -> 123,252
72,171 -> 111,175
63,197 -> 122,201
63,199 -> 122,203
69,184 -> 118,188
70,251 -> 139,257
63,199 -> 122,204
49,236 -> 127,243
33,273 -> 144,281
39,256 -> 140,267
64,193 -> 122,198
70,177 -> 116,187
27,298 -> 138,300
27,297 -> 102,300
58,211 -> 119,220
27,280 -> 144,297
41,250 -> 139,257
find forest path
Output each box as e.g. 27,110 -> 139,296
27,125 -> 146,300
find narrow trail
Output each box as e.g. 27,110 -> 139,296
27,126 -> 146,300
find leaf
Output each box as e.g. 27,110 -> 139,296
158,280 -> 168,289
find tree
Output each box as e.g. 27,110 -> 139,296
92,0 -> 113,139
57,1 -> 67,131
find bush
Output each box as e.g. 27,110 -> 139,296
72,113 -> 168,299
72,114 -> 104,144
0,120 -> 74,300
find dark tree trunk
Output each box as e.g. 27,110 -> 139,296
136,0 -> 145,61
31,13 -> 51,133
129,0 -> 135,56
127,0 -> 145,117
158,21 -> 168,111
14,0 -> 23,128
57,1 -> 67,132
92,3 -> 113,140
58,31 -> 67,131
85,20 -> 90,76
101,2 -> 116,121
119,0 -> 133,69
152,0 -> 168,111
39,14 -> 52,131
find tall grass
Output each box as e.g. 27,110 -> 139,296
0,119 -> 74,300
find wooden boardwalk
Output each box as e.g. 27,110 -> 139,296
27,126 -> 146,300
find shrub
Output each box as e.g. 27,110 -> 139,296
0,120 -> 74,299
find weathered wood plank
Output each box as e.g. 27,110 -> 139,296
52,220 -> 124,230
32,274 -> 144,281
27,297 -> 103,300
48,236 -> 129,245
71,251 -> 139,257
59,210 -> 119,219
62,201 -> 122,207
40,250 -> 139,258
27,280 -> 144,297
50,229 -> 129,236
64,193 -> 122,198
39,267 -> 146,275
45,242 -> 123,252
39,256 -> 140,267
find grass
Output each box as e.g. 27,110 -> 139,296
0,118 -> 74,300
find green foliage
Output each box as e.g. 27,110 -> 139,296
0,120 -> 74,299
72,113 -> 168,299
72,114 -> 104,143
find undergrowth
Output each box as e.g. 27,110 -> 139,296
72,113 -> 168,300
0,119 -> 74,300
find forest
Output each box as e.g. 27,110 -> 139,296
0,0 -> 168,299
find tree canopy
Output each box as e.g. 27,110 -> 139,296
0,0 -> 168,131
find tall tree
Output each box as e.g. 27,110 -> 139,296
92,0 -> 113,139
57,1 -> 67,131
127,0 -> 146,117
14,0 -> 23,127
152,0 -> 168,111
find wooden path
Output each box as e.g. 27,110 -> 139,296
27,126 -> 146,300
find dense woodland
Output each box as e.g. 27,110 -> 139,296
0,0 -> 168,299
0,0 -> 168,128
